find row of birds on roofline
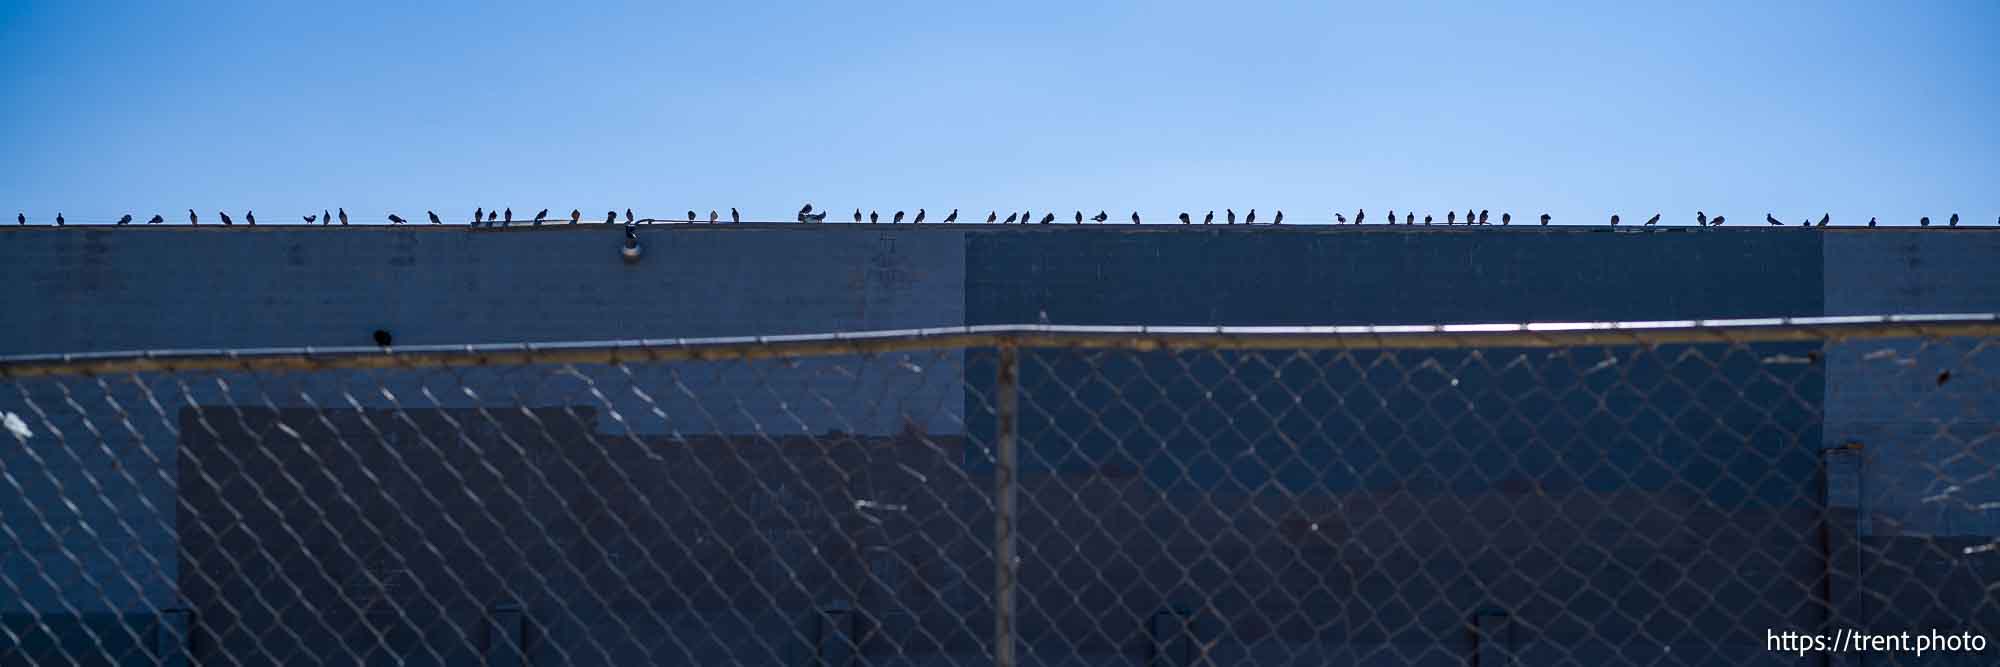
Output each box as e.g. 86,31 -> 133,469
11,207 -> 1998,228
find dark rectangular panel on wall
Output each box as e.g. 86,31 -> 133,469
173,404 -> 984,665
964,228 -> 1824,326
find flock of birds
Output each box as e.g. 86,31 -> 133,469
10,206 -> 1997,229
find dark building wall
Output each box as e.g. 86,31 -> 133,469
1822,231 -> 2000,538
4,226 -> 1999,665
0,226 -> 964,353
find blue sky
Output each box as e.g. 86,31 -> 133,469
2,1 -> 1996,226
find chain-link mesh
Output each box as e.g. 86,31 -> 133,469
2,319 -> 1996,665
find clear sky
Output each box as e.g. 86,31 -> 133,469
3,1 -> 1996,226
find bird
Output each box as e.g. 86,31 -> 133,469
1539,213 -> 1551,226
732,208 -> 741,223
1711,215 -> 1726,226
486,210 -> 497,224
1075,211 -> 1083,224
1950,213 -> 1959,227
871,210 -> 880,223
1039,212 -> 1055,224
1766,213 -> 1783,226
1423,214 -> 1433,225
1920,216 -> 1930,227
799,203 -> 815,218
1246,209 -> 1257,224
855,209 -> 864,223
1817,213 -> 1829,227
626,209 -> 635,224
915,209 -> 927,224
339,208 -> 350,225
504,207 -> 518,224
150,214 -> 165,225
1204,211 -> 1215,224
1022,211 -> 1034,224
1645,213 -> 1660,226
614,211 -> 625,224
944,209 -> 958,223
303,213 -> 316,223
1447,211 -> 1456,225
1004,212 -> 1018,224
1093,210 -> 1109,223
1274,211 -> 1284,225
245,211 -> 256,225
805,211 -> 828,222
985,211 -> 996,223
1131,211 -> 1141,224
1868,217 -> 1878,227
1179,212 -> 1191,224
117,214 -> 132,225
1479,210 -> 1489,225
1610,214 -> 1620,226
55,213 -> 64,226
388,213 -> 407,225
474,207 -> 484,225
1501,212 -> 1511,226
13,212 -> 20,225
1403,212 -> 1412,225
1355,209 -> 1365,224
710,210 -> 719,223
1335,213 -> 1347,224
532,209 -> 547,224
188,209 -> 199,225
1227,209 -> 1236,224
569,209 -> 580,224
687,210 -> 697,223
429,211 -> 442,225
894,211 -> 906,224
1696,211 -> 1708,226
219,211 -> 233,226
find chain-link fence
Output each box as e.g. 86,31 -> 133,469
3,316 -> 1997,666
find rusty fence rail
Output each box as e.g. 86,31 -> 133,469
2,314 -> 1998,665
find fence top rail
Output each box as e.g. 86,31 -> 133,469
2,313 -> 1996,378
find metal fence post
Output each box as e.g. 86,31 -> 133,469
994,342 -> 1019,667
1474,612 -> 1512,666
1820,442 -> 1864,667
155,608 -> 192,667
488,601 -> 525,667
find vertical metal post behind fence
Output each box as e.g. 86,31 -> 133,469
994,342 -> 1020,667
